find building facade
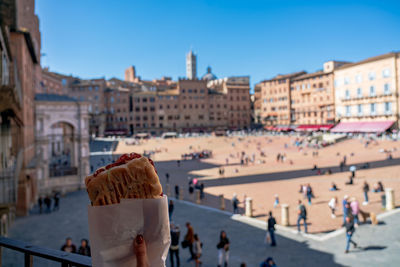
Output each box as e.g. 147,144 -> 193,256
334,52 -> 400,127
258,72 -> 306,126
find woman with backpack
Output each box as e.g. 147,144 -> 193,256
217,230 -> 230,267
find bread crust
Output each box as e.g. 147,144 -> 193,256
85,156 -> 162,206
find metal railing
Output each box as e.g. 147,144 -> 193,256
0,236 -> 91,267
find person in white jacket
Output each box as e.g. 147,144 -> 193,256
193,234 -> 202,267
328,197 -> 338,218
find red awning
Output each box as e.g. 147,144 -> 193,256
331,121 -> 395,133
296,124 -> 334,131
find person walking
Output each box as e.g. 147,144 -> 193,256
184,222 -> 195,261
175,185 -> 180,199
328,197 -> 338,218
363,181 -> 369,205
267,211 -> 277,246
342,195 -> 349,225
38,196 -> 43,214
78,239 -> 91,256
44,195 -> 52,213
273,194 -> 279,208
260,257 -> 277,267
297,200 -> 307,233
61,237 -> 77,253
350,198 -> 360,226
169,200 -> 174,221
217,231 -> 230,267
53,192 -> 60,211
166,173 -> 170,184
306,184 -> 313,205
232,193 -> 239,214
344,216 -> 358,253
193,234 -> 202,267
170,223 -> 180,267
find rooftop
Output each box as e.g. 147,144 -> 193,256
336,51 -> 399,70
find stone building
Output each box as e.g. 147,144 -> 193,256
0,0 -> 42,216
333,52 -> 400,132
258,72 -> 306,126
34,94 -> 90,193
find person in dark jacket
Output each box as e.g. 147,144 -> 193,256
345,216 -> 358,253
78,239 -> 91,256
184,222 -> 195,261
217,230 -> 230,267
38,196 -> 43,214
169,200 -> 174,220
44,196 -> 52,213
260,257 -> 277,267
169,223 -> 180,267
363,181 -> 370,205
175,185 -> 180,199
53,192 -> 60,211
267,211 -> 277,246
61,237 -> 76,253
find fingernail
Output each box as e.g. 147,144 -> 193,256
136,235 -> 143,244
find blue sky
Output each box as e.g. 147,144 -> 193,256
36,0 -> 400,89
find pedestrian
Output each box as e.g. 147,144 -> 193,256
78,239 -> 91,256
217,231 -> 230,267
330,182 -> 338,191
184,222 -> 195,261
342,195 -> 349,225
193,234 -> 202,267
177,160 -> 180,167
344,216 -> 358,253
350,165 -> 356,178
175,185 -> 180,199
328,197 -> 337,218
350,198 -> 360,226
273,194 -> 279,208
53,192 -> 60,211
169,200 -> 174,221
297,200 -> 307,233
260,257 -> 277,267
306,184 -> 313,205
232,193 -> 239,214
61,237 -> 77,253
44,195 -> 52,213
199,183 -> 204,199
166,173 -> 170,184
38,196 -> 43,214
362,181 -> 369,205
266,211 -> 277,246
170,223 -> 180,267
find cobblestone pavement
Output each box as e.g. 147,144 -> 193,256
3,190 -> 400,266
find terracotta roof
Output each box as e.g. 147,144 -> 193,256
292,71 -> 331,81
260,71 -> 307,83
336,52 -> 399,70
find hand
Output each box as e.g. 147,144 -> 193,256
134,235 -> 149,267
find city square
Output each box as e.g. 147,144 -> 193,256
1,0 -> 400,266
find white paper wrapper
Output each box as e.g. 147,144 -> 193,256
88,195 -> 170,267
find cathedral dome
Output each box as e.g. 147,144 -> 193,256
202,66 -> 217,81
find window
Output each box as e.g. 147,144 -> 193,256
182,89 -> 185,93
345,106 -> 351,117
369,86 -> 376,97
368,72 -> 376,81
88,86 -> 92,91
357,88 -> 362,98
150,97 -> 155,102
384,83 -> 390,95
384,102 -> 392,114
142,98 -> 147,102
370,103 -> 376,115
62,79 -> 67,86
357,104 -> 363,116
94,95 -> 99,101
159,116 -> 164,120
345,89 -> 350,99
355,75 -> 362,83
110,97 -> 114,103
95,86 -> 99,91
344,77 -> 350,85
382,69 -> 390,78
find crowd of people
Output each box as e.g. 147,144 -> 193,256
37,192 -> 61,214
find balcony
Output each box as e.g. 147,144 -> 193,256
340,92 -> 394,102
0,236 -> 91,267
0,63 -> 23,108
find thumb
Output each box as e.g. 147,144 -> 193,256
134,235 -> 149,267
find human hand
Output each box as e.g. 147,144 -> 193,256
134,235 -> 149,267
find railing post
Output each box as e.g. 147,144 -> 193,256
24,252 -> 33,267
